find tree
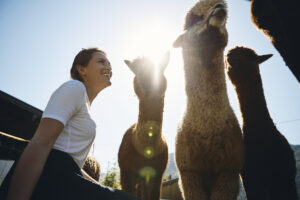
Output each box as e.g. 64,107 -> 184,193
101,161 -> 121,189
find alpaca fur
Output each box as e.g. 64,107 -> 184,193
83,155 -> 101,182
173,0 -> 244,199
247,0 -> 300,82
118,55 -> 169,200
226,46 -> 298,200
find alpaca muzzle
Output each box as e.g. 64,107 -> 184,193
207,3 -> 227,27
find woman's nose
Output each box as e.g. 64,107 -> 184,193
104,64 -> 112,71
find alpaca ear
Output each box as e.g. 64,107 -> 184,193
124,60 -> 137,74
159,51 -> 170,72
258,54 -> 273,64
124,60 -> 131,66
173,34 -> 184,48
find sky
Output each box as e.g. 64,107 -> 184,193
0,0 -> 299,172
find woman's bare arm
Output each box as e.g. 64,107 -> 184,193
7,118 -> 64,200
81,169 -> 99,183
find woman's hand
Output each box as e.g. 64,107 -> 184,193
7,118 -> 64,200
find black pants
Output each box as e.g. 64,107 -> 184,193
0,149 -> 141,200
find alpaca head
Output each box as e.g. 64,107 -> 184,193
124,52 -> 169,99
248,0 -> 278,44
173,0 -> 228,53
225,46 -> 272,86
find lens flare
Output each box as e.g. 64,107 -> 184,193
143,121 -> 159,138
144,146 -> 154,158
139,167 -> 156,183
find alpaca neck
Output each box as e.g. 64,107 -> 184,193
137,97 -> 164,124
136,97 -> 164,137
235,76 -> 274,128
185,53 -> 230,114
133,97 -> 165,155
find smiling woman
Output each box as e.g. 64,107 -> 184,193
0,48 -> 141,200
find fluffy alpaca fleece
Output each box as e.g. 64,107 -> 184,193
118,55 -> 169,200
247,0 -> 300,82
82,155 -> 101,181
173,0 -> 244,199
226,46 -> 298,200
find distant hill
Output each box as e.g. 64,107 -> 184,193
164,145 -> 300,199
291,145 -> 300,197
164,152 -> 178,179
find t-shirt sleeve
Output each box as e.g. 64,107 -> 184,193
42,81 -> 86,126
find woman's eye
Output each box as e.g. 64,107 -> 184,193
99,60 -> 107,65
99,59 -> 110,67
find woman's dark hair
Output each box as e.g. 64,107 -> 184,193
71,48 -> 106,81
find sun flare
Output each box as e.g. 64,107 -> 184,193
125,18 -> 183,84
126,19 -> 175,61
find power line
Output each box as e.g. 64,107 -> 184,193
276,118 -> 300,125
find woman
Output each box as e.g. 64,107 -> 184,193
0,48 -> 141,200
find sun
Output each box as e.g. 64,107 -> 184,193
124,17 -> 184,84
125,18 -> 179,63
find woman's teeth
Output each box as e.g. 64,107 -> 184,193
103,73 -> 111,78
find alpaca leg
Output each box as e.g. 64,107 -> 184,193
242,172 -> 269,200
120,170 -> 138,195
142,176 -> 162,200
269,176 -> 299,200
210,171 -> 240,200
150,176 -> 163,200
179,171 -> 207,200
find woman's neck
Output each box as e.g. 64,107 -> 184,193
83,83 -> 103,105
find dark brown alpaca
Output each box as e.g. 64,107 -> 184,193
173,0 -> 244,199
226,46 -> 298,200
246,0 -> 300,82
118,55 -> 169,200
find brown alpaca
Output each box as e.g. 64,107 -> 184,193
118,55 -> 169,200
226,46 -> 298,200
83,155 -> 101,182
173,0 -> 244,199
246,0 -> 300,82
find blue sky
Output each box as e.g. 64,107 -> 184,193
1,0 -> 299,172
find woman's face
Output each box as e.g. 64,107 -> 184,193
79,52 -> 112,89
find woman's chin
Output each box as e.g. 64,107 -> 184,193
105,81 -> 112,88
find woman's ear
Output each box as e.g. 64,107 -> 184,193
76,65 -> 87,76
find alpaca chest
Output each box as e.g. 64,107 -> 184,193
176,109 -> 243,171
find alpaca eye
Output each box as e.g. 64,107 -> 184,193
198,15 -> 205,21
186,13 -> 205,29
192,14 -> 204,22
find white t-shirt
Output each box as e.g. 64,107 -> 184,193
42,80 -> 96,169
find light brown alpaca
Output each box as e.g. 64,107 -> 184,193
173,0 -> 244,199
118,54 -> 169,200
